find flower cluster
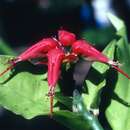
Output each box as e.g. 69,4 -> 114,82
0,30 -> 130,116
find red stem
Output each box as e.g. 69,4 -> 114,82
0,65 -> 15,77
49,95 -> 53,118
112,65 -> 130,79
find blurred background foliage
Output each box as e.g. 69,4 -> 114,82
0,0 -> 130,130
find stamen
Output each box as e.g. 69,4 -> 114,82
0,65 -> 14,77
48,87 -> 55,118
0,58 -> 19,77
49,95 -> 54,118
108,60 -> 122,66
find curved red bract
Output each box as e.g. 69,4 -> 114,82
58,30 -> 76,46
72,40 -> 109,63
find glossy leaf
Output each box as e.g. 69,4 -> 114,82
83,80 -> 106,110
106,38 -> 130,130
54,90 -> 104,130
107,13 -> 126,37
0,56 -> 59,119
55,92 -> 72,110
54,39 -> 116,130
92,39 -> 116,74
105,13 -> 130,130
83,39 -> 116,110
54,110 -> 91,130
0,39 -> 15,55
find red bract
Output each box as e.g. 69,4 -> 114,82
47,48 -> 65,88
72,40 -> 109,63
0,38 -> 58,77
72,39 -> 130,79
47,48 -> 65,116
18,38 -> 58,61
58,30 -> 76,46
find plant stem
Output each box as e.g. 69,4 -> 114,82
73,89 -> 104,130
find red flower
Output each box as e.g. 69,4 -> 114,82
47,48 -> 65,88
0,38 -> 58,77
58,30 -> 76,46
47,48 -> 65,116
18,38 -> 58,61
72,40 -> 109,63
0,29 -> 130,117
72,39 -> 130,79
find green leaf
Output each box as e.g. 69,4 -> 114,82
83,39 -> 116,111
0,39 -> 15,55
92,39 -> 116,74
54,90 -> 104,130
105,14 -> 130,130
54,110 -> 91,130
0,56 -> 59,119
53,102 -> 103,130
81,27 -> 115,48
106,37 -> 130,130
54,110 -> 103,130
83,80 -> 106,110
107,13 -> 126,37
55,92 -> 72,110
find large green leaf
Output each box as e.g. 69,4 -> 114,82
0,56 -> 59,119
54,90 -> 104,130
106,38 -> 130,130
83,80 -> 106,110
54,13 -> 130,130
53,37 -> 116,130
55,92 -> 72,110
0,39 -> 15,55
81,27 -> 115,48
92,39 -> 116,74
105,13 -> 130,130
107,13 -> 126,37
54,110 -> 91,130
83,39 -> 116,110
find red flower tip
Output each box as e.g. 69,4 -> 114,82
58,30 -> 76,46
72,40 -> 109,63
